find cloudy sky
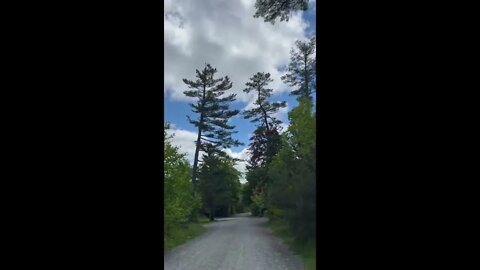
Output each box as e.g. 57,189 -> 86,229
164,0 -> 316,182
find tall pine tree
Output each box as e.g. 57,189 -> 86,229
183,64 -> 242,187
268,97 -> 316,242
243,72 -> 286,168
243,72 -> 286,167
281,36 -> 316,99
243,72 -> 286,216
243,72 -> 286,133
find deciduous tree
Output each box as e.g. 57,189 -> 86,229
164,123 -> 198,239
267,97 -> 316,242
198,145 -> 241,220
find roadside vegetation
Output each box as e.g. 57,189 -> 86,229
164,122 -> 242,250
164,222 -> 207,251
242,32 -> 316,269
268,218 -> 316,270
164,0 -> 316,260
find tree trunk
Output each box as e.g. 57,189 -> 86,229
258,87 -> 270,132
191,85 -> 207,192
191,126 -> 202,185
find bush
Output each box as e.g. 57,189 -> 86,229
164,124 -> 197,239
266,98 -> 316,244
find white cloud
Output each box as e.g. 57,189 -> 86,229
164,0 -> 308,103
166,127 -> 198,165
224,147 -> 250,183
243,97 -> 258,112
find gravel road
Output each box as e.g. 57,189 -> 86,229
164,213 -> 304,270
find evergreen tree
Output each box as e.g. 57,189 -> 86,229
164,123 -> 199,241
183,64 -> 243,188
241,182 -> 253,209
243,72 -> 286,133
198,144 -> 241,221
243,72 -> 286,216
267,97 -> 316,242
243,72 -> 286,167
254,0 -> 309,24
281,36 -> 316,99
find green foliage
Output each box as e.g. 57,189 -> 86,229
267,135 -> 296,211
243,72 -> 285,169
234,183 -> 247,213
189,191 -> 203,222
287,97 -> 316,157
164,3 -> 318,259
268,218 -> 316,270
267,97 -> 316,243
242,72 -> 286,217
246,166 -> 268,190
198,148 -> 241,220
235,200 -> 245,213
247,126 -> 283,168
245,164 -> 271,216
183,63 -> 243,185
254,0 -> 309,24
250,188 -> 267,216
164,222 -> 207,251
164,123 -> 209,249
164,123 -> 198,242
241,182 -> 253,208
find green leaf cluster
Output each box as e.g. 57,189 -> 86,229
267,97 -> 316,243
198,148 -> 241,220
164,123 -> 197,240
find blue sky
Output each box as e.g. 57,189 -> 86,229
164,0 -> 316,181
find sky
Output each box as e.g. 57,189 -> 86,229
164,0 -> 316,183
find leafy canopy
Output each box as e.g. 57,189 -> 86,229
164,123 -> 196,235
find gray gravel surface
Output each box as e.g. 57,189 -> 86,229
164,213 -> 304,270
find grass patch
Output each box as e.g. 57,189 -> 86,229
164,222 -> 208,251
268,219 -> 316,270
297,241 -> 316,270
197,216 -> 212,224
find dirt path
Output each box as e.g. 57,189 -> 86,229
164,214 -> 304,270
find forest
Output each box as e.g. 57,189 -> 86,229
164,1 -> 316,269
164,38 -> 316,239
